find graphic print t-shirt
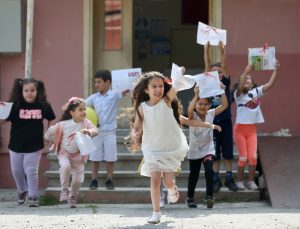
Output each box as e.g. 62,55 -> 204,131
7,101 -> 56,153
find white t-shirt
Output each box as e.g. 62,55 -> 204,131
188,109 -> 215,159
234,86 -> 264,124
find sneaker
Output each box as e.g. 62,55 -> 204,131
206,197 -> 214,209
59,189 -> 69,202
186,197 -> 197,208
68,195 -> 77,208
17,191 -> 28,205
89,179 -> 98,190
224,178 -> 238,191
160,191 -> 165,208
213,178 -> 223,192
247,181 -> 259,191
167,186 -> 179,204
236,181 -> 246,190
105,178 -> 115,190
28,197 -> 39,207
147,212 -> 161,224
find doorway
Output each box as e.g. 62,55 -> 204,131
132,0 -> 209,114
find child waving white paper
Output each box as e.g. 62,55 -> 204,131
170,63 -> 195,91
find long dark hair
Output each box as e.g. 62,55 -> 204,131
230,78 -> 258,103
8,78 -> 50,107
60,97 -> 85,121
132,71 -> 182,125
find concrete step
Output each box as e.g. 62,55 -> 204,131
45,170 -> 254,188
47,153 -> 240,171
45,187 -> 260,203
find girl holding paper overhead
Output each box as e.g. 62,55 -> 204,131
45,97 -> 98,208
131,71 -> 189,224
204,41 -> 238,193
180,85 -> 227,209
0,78 -> 56,207
233,60 -> 280,190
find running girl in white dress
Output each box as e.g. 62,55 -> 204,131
131,71 -> 189,224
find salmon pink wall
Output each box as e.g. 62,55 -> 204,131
0,0 -> 83,187
223,0 -> 300,136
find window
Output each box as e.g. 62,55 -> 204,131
104,0 -> 122,50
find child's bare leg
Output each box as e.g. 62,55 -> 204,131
150,172 -> 161,212
237,166 -> 244,181
163,172 -> 179,204
248,165 -> 256,182
162,172 -> 176,188
91,161 -> 100,180
105,162 -> 114,179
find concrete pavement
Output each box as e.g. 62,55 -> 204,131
0,201 -> 299,229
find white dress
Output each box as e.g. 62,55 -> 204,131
140,99 -> 189,177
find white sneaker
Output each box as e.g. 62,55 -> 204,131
160,192 -> 165,208
247,181 -> 259,190
236,181 -> 246,190
147,212 -> 161,224
167,186 -> 179,204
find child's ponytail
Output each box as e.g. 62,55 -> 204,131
8,78 -> 24,106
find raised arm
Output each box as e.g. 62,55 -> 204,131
214,92 -> 228,116
204,42 -> 211,72
236,64 -> 254,97
166,66 -> 186,104
180,115 -> 222,132
188,86 -> 199,119
219,41 -> 229,77
262,60 -> 280,94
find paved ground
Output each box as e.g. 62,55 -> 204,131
0,201 -> 299,229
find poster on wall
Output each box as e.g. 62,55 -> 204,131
135,17 -> 150,39
112,68 -> 142,92
150,18 -> 170,55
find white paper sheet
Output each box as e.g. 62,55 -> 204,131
197,22 -> 227,46
171,63 -> 195,91
0,102 -> 13,119
112,68 -> 142,92
248,46 -> 276,70
75,132 -> 96,156
194,71 -> 224,98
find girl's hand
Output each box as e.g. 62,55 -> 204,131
132,128 -> 142,144
194,86 -> 200,95
81,129 -> 91,135
218,41 -> 225,54
213,124 -> 222,132
220,82 -> 226,90
205,41 -> 211,50
179,115 -> 188,125
274,59 -> 280,71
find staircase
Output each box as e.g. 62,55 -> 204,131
44,129 -> 259,203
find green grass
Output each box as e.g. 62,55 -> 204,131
38,195 -> 60,206
85,204 -> 97,214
